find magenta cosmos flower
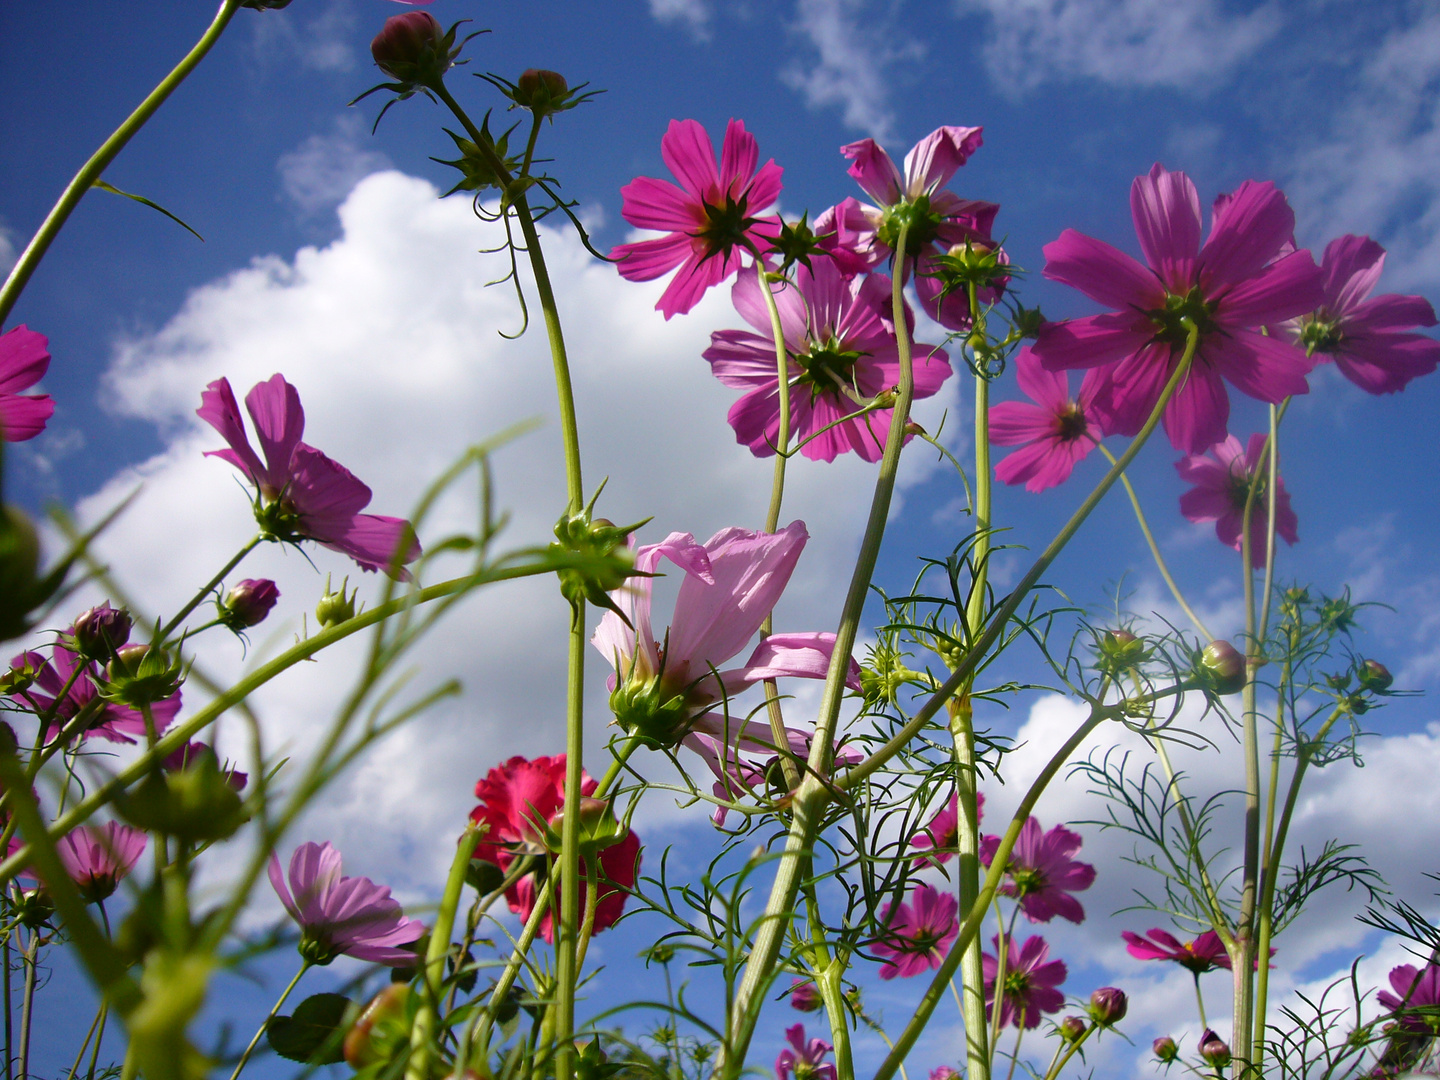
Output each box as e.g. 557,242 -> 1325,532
8,640 -> 181,745
0,326 -> 54,442
822,126 -> 1000,331
55,822 -> 147,904
612,119 -> 783,319
990,348 -> 1108,493
1282,234 -> 1440,394
1176,433 -> 1297,567
981,816 -> 1095,924
1035,164 -> 1323,454
704,259 -> 951,462
199,374 -> 420,577
775,1024 -> 837,1080
1378,963 -> 1440,1031
910,790 -> 985,868
983,934 -> 1068,1030
269,841 -> 424,966
872,883 -> 959,980
1122,928 -> 1232,974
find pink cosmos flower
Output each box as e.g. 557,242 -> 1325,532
704,259 -> 951,462
9,642 -> 181,745
775,1024 -> 837,1080
788,979 -> 822,1012
983,934 -> 1068,1030
872,883 -> 960,980
163,741 -> 248,791
910,790 -> 985,868
468,754 -> 640,945
612,119 -> 783,319
55,822 -> 147,904
1378,964 -> 1440,1032
0,326 -> 54,442
990,348 -> 1108,493
1281,234 -> 1440,394
1034,164 -> 1323,454
268,841 -> 425,966
929,1069 -> 959,1080
825,127 -> 1001,331
1176,433 -> 1297,568
198,374 -> 420,577
980,817 -> 1095,924
1122,928 -> 1232,974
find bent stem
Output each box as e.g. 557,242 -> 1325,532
229,960 -> 313,1080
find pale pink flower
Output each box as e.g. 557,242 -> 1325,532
268,841 -> 424,965
612,119 -> 783,319
983,934 -> 1067,1030
981,817 -> 1095,923
1176,433 -> 1297,567
704,259 -> 951,462
55,822 -> 146,904
0,326 -> 54,442
872,883 -> 959,980
910,790 -> 985,868
1034,164 -> 1323,453
990,348 -> 1108,492
775,1023 -> 837,1080
199,374 -> 420,577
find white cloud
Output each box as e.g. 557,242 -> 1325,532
953,0 -> 1281,97
649,0 -> 713,42
277,115 -> 393,216
0,224 -> 17,277
780,0 -> 920,141
247,0 -> 358,74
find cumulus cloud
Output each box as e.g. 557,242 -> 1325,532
277,115 -> 394,217
649,0 -> 712,42
953,0 -> 1281,97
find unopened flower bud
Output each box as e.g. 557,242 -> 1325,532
371,12 -> 450,86
316,575 -> 357,629
548,796 -> 627,854
71,602 -> 133,660
1152,1036 -> 1178,1062
1098,628 -> 1146,672
1088,986 -> 1127,1026
646,943 -> 675,965
101,643 -> 185,708
514,68 -> 570,115
1059,1015 -> 1087,1042
903,418 -> 927,437
15,888 -> 52,930
1198,1031 -> 1230,1067
789,979 -> 823,1013
1199,640 -> 1245,695
219,578 -> 279,631
1358,659 -> 1393,693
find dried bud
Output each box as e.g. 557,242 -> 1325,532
1152,1036 -> 1179,1062
789,979 -> 823,1013
316,575 -> 357,629
371,12 -> 450,86
1198,1031 -> 1230,1067
220,578 -> 280,631
71,602 -> 133,661
1088,986 -> 1127,1026
1199,640 -> 1245,695
1059,1015 -> 1087,1042
1358,659 -> 1393,693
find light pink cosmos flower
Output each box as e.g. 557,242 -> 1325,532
612,119 -> 783,320
990,348 -> 1108,493
1034,164 -> 1323,454
872,883 -> 960,980
774,1023 -> 837,1080
269,841 -> 425,966
704,259 -> 951,462
0,325 -> 55,442
980,817 -> 1095,923
9,642 -> 181,745
1281,234 -> 1440,394
983,934 -> 1068,1030
1122,928 -> 1232,974
1176,433 -> 1297,568
910,790 -> 985,868
55,822 -> 147,904
824,126 -> 1001,331
199,374 -> 420,577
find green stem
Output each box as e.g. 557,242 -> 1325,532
158,535 -> 263,642
228,960 -> 312,1080
1194,972 -> 1209,1032
65,1001 -> 106,1080
1042,1024 -> 1094,1080
408,826 -> 483,1080
16,933 -> 36,1080
83,1002 -> 109,1080
0,0 -> 244,326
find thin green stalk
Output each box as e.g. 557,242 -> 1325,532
158,534 -> 263,642
3,932 -> 10,1080
1097,444 -> 1213,640
1146,736 -> 1234,950
228,960 -> 312,1080
83,1002 -> 109,1080
15,933 -> 35,1080
1193,972 -> 1209,1032
1042,1023 -> 1094,1080
720,221 -> 920,1076
64,1001 -> 106,1080
1003,1023 -> 1024,1080
0,0 -> 244,326
408,826 -> 483,1080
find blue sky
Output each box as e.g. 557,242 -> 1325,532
6,1 -> 1440,1076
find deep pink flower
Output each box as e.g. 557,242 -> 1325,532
1034,164 -> 1323,453
1281,234 -> 1440,394
910,790 -> 985,868
1122,928 -> 1232,974
9,643 -> 181,745
0,326 -> 54,442
983,934 -> 1067,1030
980,817 -> 1095,924
929,1069 -> 959,1080
468,755 -> 640,945
775,1023 -> 837,1080
612,119 -> 783,319
162,741 -> 248,791
828,127 -> 1001,331
704,260 -> 951,462
788,979 -> 822,1013
1176,433 -> 1297,568
872,883 -> 959,980
198,374 -> 420,577
268,841 -> 424,966
990,348 -> 1108,492
55,822 -> 146,904
1378,964 -> 1440,1032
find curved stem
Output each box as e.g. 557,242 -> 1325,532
229,960 -> 312,1080
158,534 -> 262,643
0,0 -> 243,326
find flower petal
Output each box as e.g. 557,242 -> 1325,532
1042,229 -> 1164,311
1130,164 -> 1202,291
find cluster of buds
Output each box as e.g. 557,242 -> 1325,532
1327,657 -> 1396,715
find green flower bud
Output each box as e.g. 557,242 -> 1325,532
1059,1015 -> 1087,1042
15,888 -> 53,930
100,643 -> 185,709
71,602 -> 134,661
1358,659 -> 1394,693
315,575 -> 357,629
1097,628 -> 1147,673
547,797 -> 628,855
1152,1036 -> 1178,1062
1088,986 -> 1127,1026
115,749 -> 247,843
608,674 -> 690,748
1198,640 -> 1245,695
551,507 -> 644,618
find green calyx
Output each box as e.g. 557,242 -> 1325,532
315,574 -> 358,629
1150,286 -> 1218,347
794,337 -> 866,404
608,675 -> 691,749
551,491 -> 647,619
548,796 -> 629,857
770,213 -> 831,275
1299,313 -> 1344,355
254,494 -> 304,545
693,192 -> 766,264
99,642 -> 185,709
433,118 -> 523,198
115,750 -> 247,843
1096,628 -> 1147,675
875,195 -> 943,258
